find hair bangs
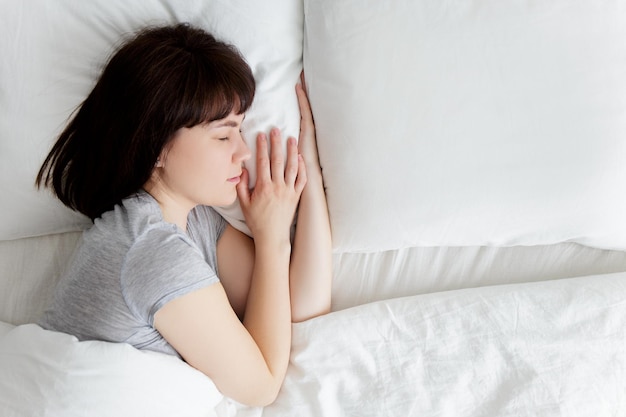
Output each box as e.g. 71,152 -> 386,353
179,54 -> 255,128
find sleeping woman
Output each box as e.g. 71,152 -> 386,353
35,23 -> 332,407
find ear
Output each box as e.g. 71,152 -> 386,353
155,147 -> 169,168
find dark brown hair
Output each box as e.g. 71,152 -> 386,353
36,23 -> 255,220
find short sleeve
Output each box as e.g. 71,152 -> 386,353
121,228 -> 220,326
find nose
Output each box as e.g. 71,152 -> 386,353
235,131 -> 252,163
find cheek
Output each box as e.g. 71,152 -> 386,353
166,140 -> 232,184
170,142 -> 207,168
162,148 -> 202,184
184,152 -> 229,184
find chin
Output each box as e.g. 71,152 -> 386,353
211,193 -> 238,209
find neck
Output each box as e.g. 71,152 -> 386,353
143,179 -> 193,232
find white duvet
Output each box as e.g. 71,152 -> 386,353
2,273 -> 625,417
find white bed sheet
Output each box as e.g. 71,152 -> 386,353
332,242 -> 626,310
0,232 -> 82,325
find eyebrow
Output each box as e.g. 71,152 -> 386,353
212,114 -> 245,129
214,120 -> 239,128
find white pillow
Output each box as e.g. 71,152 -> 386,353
0,0 -> 302,240
0,323 -> 228,417
304,0 -> 626,252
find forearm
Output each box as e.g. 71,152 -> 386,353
289,168 -> 332,322
243,238 -> 292,397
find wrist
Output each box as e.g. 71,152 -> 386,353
305,165 -> 324,184
304,156 -> 322,171
253,233 -> 292,253
303,172 -> 325,196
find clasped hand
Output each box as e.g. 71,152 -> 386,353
237,128 -> 307,242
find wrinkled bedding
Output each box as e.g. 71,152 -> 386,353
2,272 -> 624,417
257,273 -> 626,417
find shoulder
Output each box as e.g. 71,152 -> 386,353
121,225 -> 219,326
125,219 -> 205,275
88,191 -> 164,242
87,191 -> 206,273
121,217 -> 219,324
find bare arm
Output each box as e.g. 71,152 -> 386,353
154,131 -> 306,406
216,224 -> 255,320
154,282 -> 285,406
289,78 -> 333,322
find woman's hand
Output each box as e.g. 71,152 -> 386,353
295,74 -> 322,178
237,128 -> 307,243
289,73 -> 333,322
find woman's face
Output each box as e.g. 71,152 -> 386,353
156,111 -> 251,208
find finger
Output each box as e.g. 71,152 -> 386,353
256,133 -> 271,184
300,70 -> 307,91
284,137 -> 299,186
236,168 -> 251,206
296,83 -> 313,125
269,128 -> 285,182
296,85 -> 314,154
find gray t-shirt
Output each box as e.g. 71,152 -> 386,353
39,190 -> 226,357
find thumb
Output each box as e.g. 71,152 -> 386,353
236,168 -> 251,207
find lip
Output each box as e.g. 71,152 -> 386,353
227,174 -> 242,184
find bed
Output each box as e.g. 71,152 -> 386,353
1,1 -> 625,416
